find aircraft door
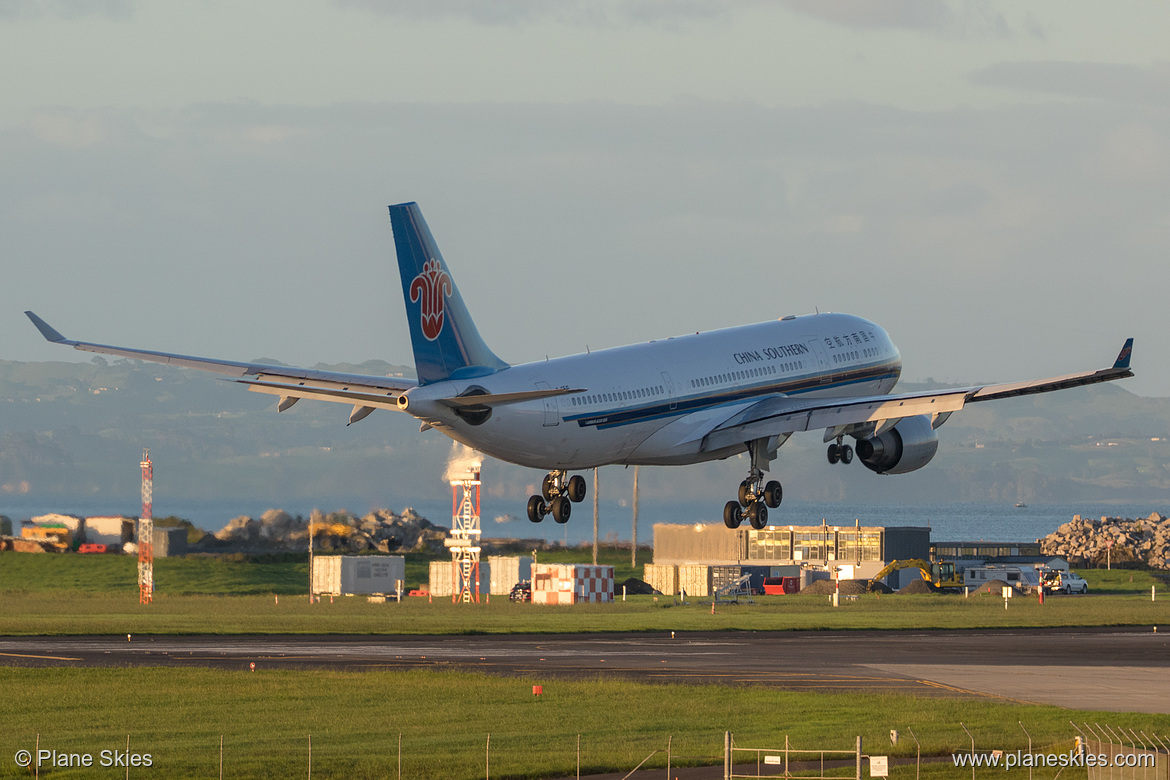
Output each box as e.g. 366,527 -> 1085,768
807,339 -> 832,384
660,372 -> 676,410
535,381 -> 559,427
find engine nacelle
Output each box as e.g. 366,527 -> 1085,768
855,414 -> 938,475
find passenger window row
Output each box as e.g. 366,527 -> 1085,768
571,385 -> 664,407
689,362 -> 802,390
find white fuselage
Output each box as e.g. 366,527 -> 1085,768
401,312 -> 902,470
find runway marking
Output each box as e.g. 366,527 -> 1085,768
0,651 -> 82,661
913,678 -> 1039,705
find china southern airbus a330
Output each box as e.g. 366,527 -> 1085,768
27,202 -> 1135,530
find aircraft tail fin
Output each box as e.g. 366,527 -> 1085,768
388,202 -> 508,385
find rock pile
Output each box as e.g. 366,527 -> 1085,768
1040,512 -> 1169,569
801,578 -> 868,596
207,508 -> 449,554
971,578 -> 1022,596
897,579 -> 937,595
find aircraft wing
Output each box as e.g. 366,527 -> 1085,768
698,339 -> 1134,453
25,311 -> 416,413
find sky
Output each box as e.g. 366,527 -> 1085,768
3,0 -> 1169,397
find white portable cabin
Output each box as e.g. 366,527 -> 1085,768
313,555 -> 405,596
487,555 -> 532,595
428,559 -> 491,597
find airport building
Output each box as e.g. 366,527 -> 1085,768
648,522 -> 931,595
929,540 -> 1067,575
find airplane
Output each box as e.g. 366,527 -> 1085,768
26,201 -> 1135,530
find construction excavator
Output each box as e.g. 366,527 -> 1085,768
867,558 -> 961,592
308,522 -> 370,552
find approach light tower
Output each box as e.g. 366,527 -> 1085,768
446,469 -> 482,603
138,449 -> 154,604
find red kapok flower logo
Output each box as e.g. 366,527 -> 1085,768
409,258 -> 453,341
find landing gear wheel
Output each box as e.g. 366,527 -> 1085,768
827,443 -> 840,465
839,444 -> 854,465
566,474 -> 587,503
738,480 -> 754,507
723,501 -> 743,529
527,495 -> 547,523
550,496 -> 572,524
746,502 -> 768,530
541,474 -> 557,501
763,480 -> 783,509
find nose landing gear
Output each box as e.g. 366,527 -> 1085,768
528,471 -> 587,524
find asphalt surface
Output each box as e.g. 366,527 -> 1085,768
2,627 -> 1168,713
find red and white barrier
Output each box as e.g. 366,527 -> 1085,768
531,563 -> 614,605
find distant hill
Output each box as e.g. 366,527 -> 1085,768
2,359 -> 1167,512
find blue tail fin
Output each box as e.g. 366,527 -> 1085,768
388,202 -> 508,384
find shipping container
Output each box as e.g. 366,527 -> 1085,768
487,555 -> 532,595
710,565 -> 771,594
428,560 -> 453,597
84,517 -> 135,546
677,564 -> 711,597
801,567 -> 831,589
531,563 -> 613,604
313,555 -> 405,596
428,559 -> 490,597
151,527 -> 187,558
642,563 -> 678,596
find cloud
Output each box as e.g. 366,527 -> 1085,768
4,97 -> 1168,396
971,61 -> 1170,106
0,0 -> 132,20
780,0 -> 1022,38
333,0 -> 734,28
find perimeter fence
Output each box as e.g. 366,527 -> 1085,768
1072,723 -> 1169,780
13,723 -> 1168,779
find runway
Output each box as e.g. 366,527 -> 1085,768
2,628 -> 1167,713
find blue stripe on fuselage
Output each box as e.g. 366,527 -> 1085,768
565,360 -> 900,430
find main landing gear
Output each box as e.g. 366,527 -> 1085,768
723,439 -> 782,530
527,470 -> 587,525
827,439 -> 853,465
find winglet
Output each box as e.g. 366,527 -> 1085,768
1113,338 -> 1134,370
25,311 -> 74,344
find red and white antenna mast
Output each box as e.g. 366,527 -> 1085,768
138,449 -> 154,604
446,468 -> 482,603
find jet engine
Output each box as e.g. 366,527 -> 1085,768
855,414 -> 938,474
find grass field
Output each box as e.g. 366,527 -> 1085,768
0,553 -> 1166,635
0,545 -> 650,596
2,666 -> 1167,779
3,554 -> 1168,778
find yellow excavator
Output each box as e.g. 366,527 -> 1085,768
868,558 -> 961,591
308,522 -> 358,551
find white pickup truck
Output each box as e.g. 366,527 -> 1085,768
1042,570 -> 1089,594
